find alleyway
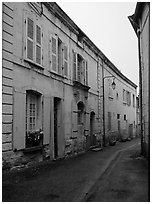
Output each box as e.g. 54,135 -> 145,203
2,138 -> 149,202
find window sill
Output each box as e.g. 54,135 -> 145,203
24,59 -> 44,70
49,70 -> 65,79
73,80 -> 90,91
23,145 -> 43,153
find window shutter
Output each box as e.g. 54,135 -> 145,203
27,17 -> 34,61
51,36 -> 58,72
36,25 -> 41,65
85,61 -> 88,85
71,100 -> 78,138
73,51 -> 77,80
82,60 -> 85,84
43,96 -> 51,145
77,59 -> 81,82
63,45 -> 68,76
13,91 -> 26,150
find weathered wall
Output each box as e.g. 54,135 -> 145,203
140,3 -> 150,157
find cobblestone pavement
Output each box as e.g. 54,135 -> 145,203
3,138 -> 149,202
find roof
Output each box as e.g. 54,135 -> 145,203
128,2 -> 150,35
43,2 -> 137,89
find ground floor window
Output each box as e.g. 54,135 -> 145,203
26,90 -> 43,148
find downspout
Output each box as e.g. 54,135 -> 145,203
137,28 -> 144,155
102,60 -> 105,146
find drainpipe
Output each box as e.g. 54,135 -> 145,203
137,28 -> 144,155
102,61 -> 106,146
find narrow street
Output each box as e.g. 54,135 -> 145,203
2,138 -> 149,202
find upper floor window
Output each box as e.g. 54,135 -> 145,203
25,16 -> 43,66
123,89 -> 126,103
108,78 -> 113,99
73,51 -> 88,85
50,35 -> 68,77
133,94 -> 135,107
126,91 -> 131,106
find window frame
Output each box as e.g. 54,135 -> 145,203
25,13 -> 43,67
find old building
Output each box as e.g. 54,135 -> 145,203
128,2 -> 150,158
2,2 -> 137,168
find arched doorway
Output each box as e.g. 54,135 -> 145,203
90,111 -> 95,146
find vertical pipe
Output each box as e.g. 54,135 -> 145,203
137,28 -> 144,155
102,61 -> 105,146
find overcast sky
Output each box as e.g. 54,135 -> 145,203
57,2 -> 139,91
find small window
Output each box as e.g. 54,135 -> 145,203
124,114 -> 127,121
117,114 -> 120,119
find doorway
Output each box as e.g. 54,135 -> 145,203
54,97 -> 61,158
90,111 -> 95,146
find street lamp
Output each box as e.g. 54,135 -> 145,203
102,75 -> 116,146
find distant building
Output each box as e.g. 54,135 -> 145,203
128,2 -> 150,158
2,2 -> 137,169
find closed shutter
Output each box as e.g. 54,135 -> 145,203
77,60 -> 81,82
27,17 -> 34,61
36,25 -> 41,65
51,36 -> 58,72
13,91 -> 26,150
82,60 -> 85,84
63,45 -> 68,76
71,100 -> 78,138
43,96 -> 51,145
85,60 -> 88,85
73,51 -> 77,80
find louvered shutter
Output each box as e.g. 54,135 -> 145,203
77,60 -> 81,82
82,60 -> 85,84
85,61 -> 88,85
13,91 -> 26,150
71,100 -> 78,138
43,96 -> 51,145
63,45 -> 68,76
51,36 -> 58,72
36,25 -> 41,65
27,17 -> 34,61
73,51 -> 77,80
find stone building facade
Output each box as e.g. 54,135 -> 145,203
2,2 -> 137,169
129,2 -> 150,158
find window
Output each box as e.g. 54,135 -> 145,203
26,91 -> 43,148
124,114 -> 127,121
117,114 -> 120,119
50,35 -> 68,76
126,91 -> 131,106
123,89 -> 126,102
77,102 -> 84,125
108,79 -> 113,98
25,16 -> 42,65
73,51 -> 88,85
108,112 -> 111,130
133,94 -> 135,107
